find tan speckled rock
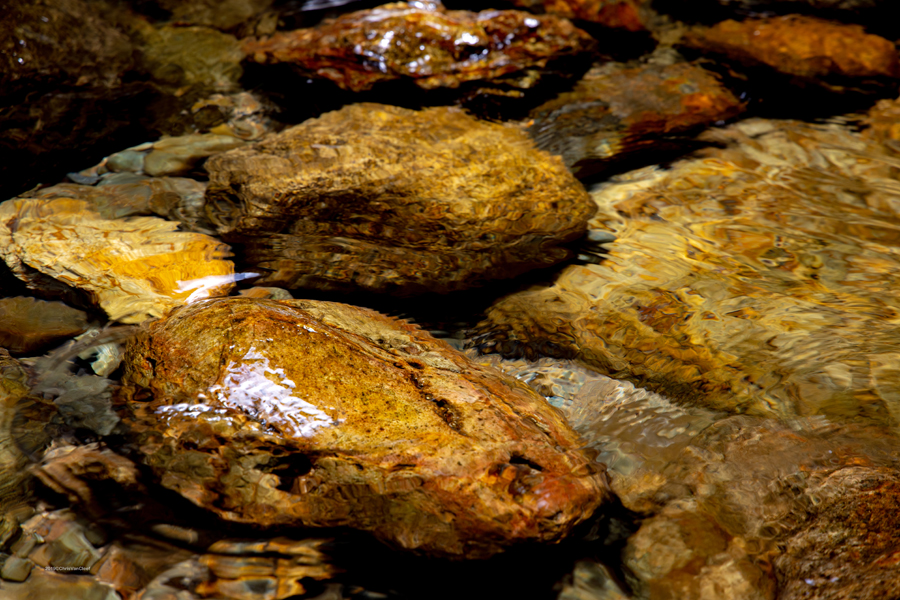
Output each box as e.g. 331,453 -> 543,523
0,196 -> 235,323
117,297 -> 610,557
202,102 -> 595,294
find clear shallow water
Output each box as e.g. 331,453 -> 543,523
4,2 -> 900,599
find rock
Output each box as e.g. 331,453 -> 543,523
237,287 -> 293,300
104,134 -> 247,178
0,350 -> 33,514
471,354 -> 720,512
508,0 -> 647,30
557,560 -> 630,600
188,92 -> 277,141
117,297 -> 610,557
91,537 -> 196,600
658,0 -> 900,33
201,103 -> 595,294
623,501 -> 775,600
33,175 -> 208,222
0,566 -> 119,600
0,0 -> 134,105
681,16 -> 900,92
528,60 -> 745,179
145,0 -> 276,31
0,298 -> 89,356
479,354 -> 900,599
471,116 -> 900,426
195,538 -> 333,599
137,25 -> 245,92
0,0 -> 151,200
34,445 -> 145,516
240,1 -> 596,92
775,467 -> 900,600
0,196 -> 235,323
0,555 -> 33,582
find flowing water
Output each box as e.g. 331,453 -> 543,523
3,2 -> 900,599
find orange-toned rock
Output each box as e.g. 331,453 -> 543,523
0,196 -> 235,323
682,16 -> 900,86
472,117 -> 900,427
117,297 -> 610,557
202,102 -> 595,295
510,0 -> 646,30
241,1 -> 596,92
528,61 -> 744,178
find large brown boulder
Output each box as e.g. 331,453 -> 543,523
240,1 -> 596,93
116,297 -> 610,557
202,102 -> 596,294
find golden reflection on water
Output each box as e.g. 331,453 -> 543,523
480,116 -> 900,429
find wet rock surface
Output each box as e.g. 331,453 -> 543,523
117,297 -> 610,557
0,196 -> 235,323
473,114 -> 900,427
682,16 -> 900,93
202,102 -> 595,294
528,60 -> 745,178
240,1 -> 597,95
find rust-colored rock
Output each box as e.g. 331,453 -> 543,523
776,467 -> 900,600
202,103 -> 595,294
241,1 -> 596,92
0,298 -> 89,356
682,16 -> 900,85
472,116 -> 900,427
0,196 -> 236,323
509,0 -> 647,30
117,297 -> 609,557
528,61 -> 745,178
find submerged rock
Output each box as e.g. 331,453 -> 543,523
528,60 -> 745,179
0,350 -> 33,514
103,134 -> 247,178
480,355 -> 900,599
682,16 -> 900,92
472,115 -> 900,427
0,0 -> 134,105
117,297 -> 610,557
0,298 -> 89,356
33,175 -> 207,222
137,25 -> 245,92
0,0 -> 153,200
0,196 -> 235,323
775,467 -> 900,600
202,103 -> 595,294
241,1 -> 596,92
